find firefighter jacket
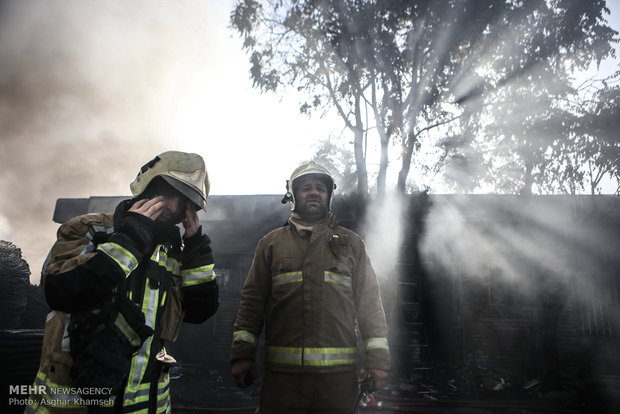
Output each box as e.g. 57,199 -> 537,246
231,212 -> 390,374
27,199 -> 219,414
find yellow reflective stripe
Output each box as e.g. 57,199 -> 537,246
272,271 -> 303,287
181,263 -> 215,286
265,346 -> 357,367
157,379 -> 170,403
366,337 -> 389,351
324,271 -> 352,288
114,312 -> 142,347
33,371 -> 82,406
128,281 -> 158,387
123,376 -> 169,412
151,248 -> 181,275
233,330 -> 257,345
123,381 -> 151,406
157,400 -> 171,414
97,242 -> 138,277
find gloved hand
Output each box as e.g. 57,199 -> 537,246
359,368 -> 388,391
232,359 -> 256,388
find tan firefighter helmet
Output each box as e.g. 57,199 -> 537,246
282,161 -> 336,210
130,151 -> 209,211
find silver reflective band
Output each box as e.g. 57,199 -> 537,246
81,225 -> 115,255
181,264 -> 215,286
366,337 -> 389,350
233,330 -> 257,345
265,346 -> 357,367
123,386 -> 149,404
324,271 -> 352,288
272,271 -> 303,287
97,242 -> 138,277
152,248 -> 181,275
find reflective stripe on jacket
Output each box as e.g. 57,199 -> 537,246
28,200 -> 218,414
231,213 -> 390,373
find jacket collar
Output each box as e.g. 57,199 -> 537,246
288,212 -> 337,238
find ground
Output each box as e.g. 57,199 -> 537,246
168,363 -> 617,413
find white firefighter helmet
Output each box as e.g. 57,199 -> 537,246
130,151 -> 209,211
282,161 -> 336,210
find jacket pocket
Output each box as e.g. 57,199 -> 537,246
160,275 -> 184,342
328,234 -> 354,276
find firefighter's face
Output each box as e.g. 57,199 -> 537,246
295,176 -> 329,222
158,195 -> 187,224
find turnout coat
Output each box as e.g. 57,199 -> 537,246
231,212 -> 390,374
27,200 -> 219,414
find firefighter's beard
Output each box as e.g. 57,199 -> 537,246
297,198 -> 328,223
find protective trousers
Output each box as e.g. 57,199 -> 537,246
258,369 -> 358,414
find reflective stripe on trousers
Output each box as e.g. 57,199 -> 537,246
122,373 -> 170,414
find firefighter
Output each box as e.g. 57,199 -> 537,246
27,151 -> 219,413
231,161 -> 390,413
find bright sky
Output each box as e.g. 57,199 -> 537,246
153,1 -> 342,196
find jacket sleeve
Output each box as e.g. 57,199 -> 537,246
230,237 -> 271,362
353,238 -> 391,372
179,226 -> 219,324
43,212 -> 155,313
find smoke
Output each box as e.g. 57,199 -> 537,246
419,196 -> 572,289
0,1 -> 224,283
362,192 -> 407,355
0,214 -> 11,240
419,195 -> 620,381
364,193 -> 405,284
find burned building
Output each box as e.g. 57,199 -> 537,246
5,193 -> 620,412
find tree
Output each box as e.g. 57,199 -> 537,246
308,138 -> 359,194
231,0 -> 617,195
578,76 -> 620,194
0,240 -> 30,328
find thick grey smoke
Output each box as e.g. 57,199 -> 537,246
0,1 -> 224,283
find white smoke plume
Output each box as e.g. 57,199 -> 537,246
363,192 -> 406,348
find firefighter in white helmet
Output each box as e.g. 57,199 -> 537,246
231,161 -> 390,413
28,151 -> 219,414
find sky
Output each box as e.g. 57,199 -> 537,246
0,0 -> 619,284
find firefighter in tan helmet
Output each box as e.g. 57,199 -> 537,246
29,151 -> 219,414
231,161 -> 390,413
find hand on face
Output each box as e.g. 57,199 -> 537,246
182,202 -> 201,238
130,195 -> 188,225
129,196 -> 167,221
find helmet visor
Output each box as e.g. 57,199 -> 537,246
161,175 -> 205,211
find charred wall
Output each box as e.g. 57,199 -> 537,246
6,193 -> 619,406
